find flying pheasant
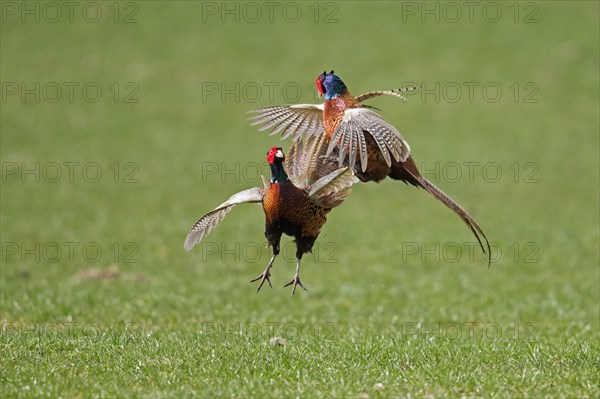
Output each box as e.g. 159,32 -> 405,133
248,71 -> 491,264
184,135 -> 358,294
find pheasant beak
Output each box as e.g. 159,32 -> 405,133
275,149 -> 285,159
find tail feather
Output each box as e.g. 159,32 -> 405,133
392,157 -> 492,267
355,87 -> 420,104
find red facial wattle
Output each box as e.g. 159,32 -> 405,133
267,147 -> 284,164
315,77 -> 325,96
266,147 -> 277,164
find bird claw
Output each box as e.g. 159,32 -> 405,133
250,269 -> 272,292
284,276 -> 307,296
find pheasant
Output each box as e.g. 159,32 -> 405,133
248,71 -> 491,265
184,135 -> 357,294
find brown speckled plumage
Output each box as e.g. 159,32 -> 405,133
184,137 -> 357,294
264,182 -> 331,241
249,71 -> 491,265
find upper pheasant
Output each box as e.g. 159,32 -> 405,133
248,71 -> 491,264
184,135 -> 357,294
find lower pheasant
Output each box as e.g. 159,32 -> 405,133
249,71 -> 491,265
184,135 -> 357,294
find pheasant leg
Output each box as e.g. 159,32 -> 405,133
284,258 -> 307,296
250,253 -> 277,292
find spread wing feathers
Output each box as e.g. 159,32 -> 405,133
283,133 -> 310,184
184,187 -> 265,251
247,104 -> 325,141
308,167 -> 359,208
355,86 -> 419,103
327,108 -> 411,172
286,134 -> 331,189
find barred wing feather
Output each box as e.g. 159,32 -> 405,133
184,187 -> 265,251
308,167 -> 358,208
285,134 -> 331,189
248,104 -> 325,141
327,108 -> 411,172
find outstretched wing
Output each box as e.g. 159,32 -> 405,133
308,167 -> 359,208
327,108 -> 411,172
184,187 -> 265,251
247,104 -> 324,141
285,134 -> 331,189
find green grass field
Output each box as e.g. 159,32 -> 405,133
1,1 -> 599,397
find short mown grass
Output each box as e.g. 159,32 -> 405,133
1,1 -> 598,397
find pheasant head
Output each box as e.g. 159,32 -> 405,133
266,147 -> 288,183
316,70 -> 347,100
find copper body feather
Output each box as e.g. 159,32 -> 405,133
184,134 -> 357,294
248,72 -> 491,265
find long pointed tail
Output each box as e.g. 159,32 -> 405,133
391,157 -> 492,267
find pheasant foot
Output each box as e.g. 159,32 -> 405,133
251,253 -> 277,292
283,258 -> 307,296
